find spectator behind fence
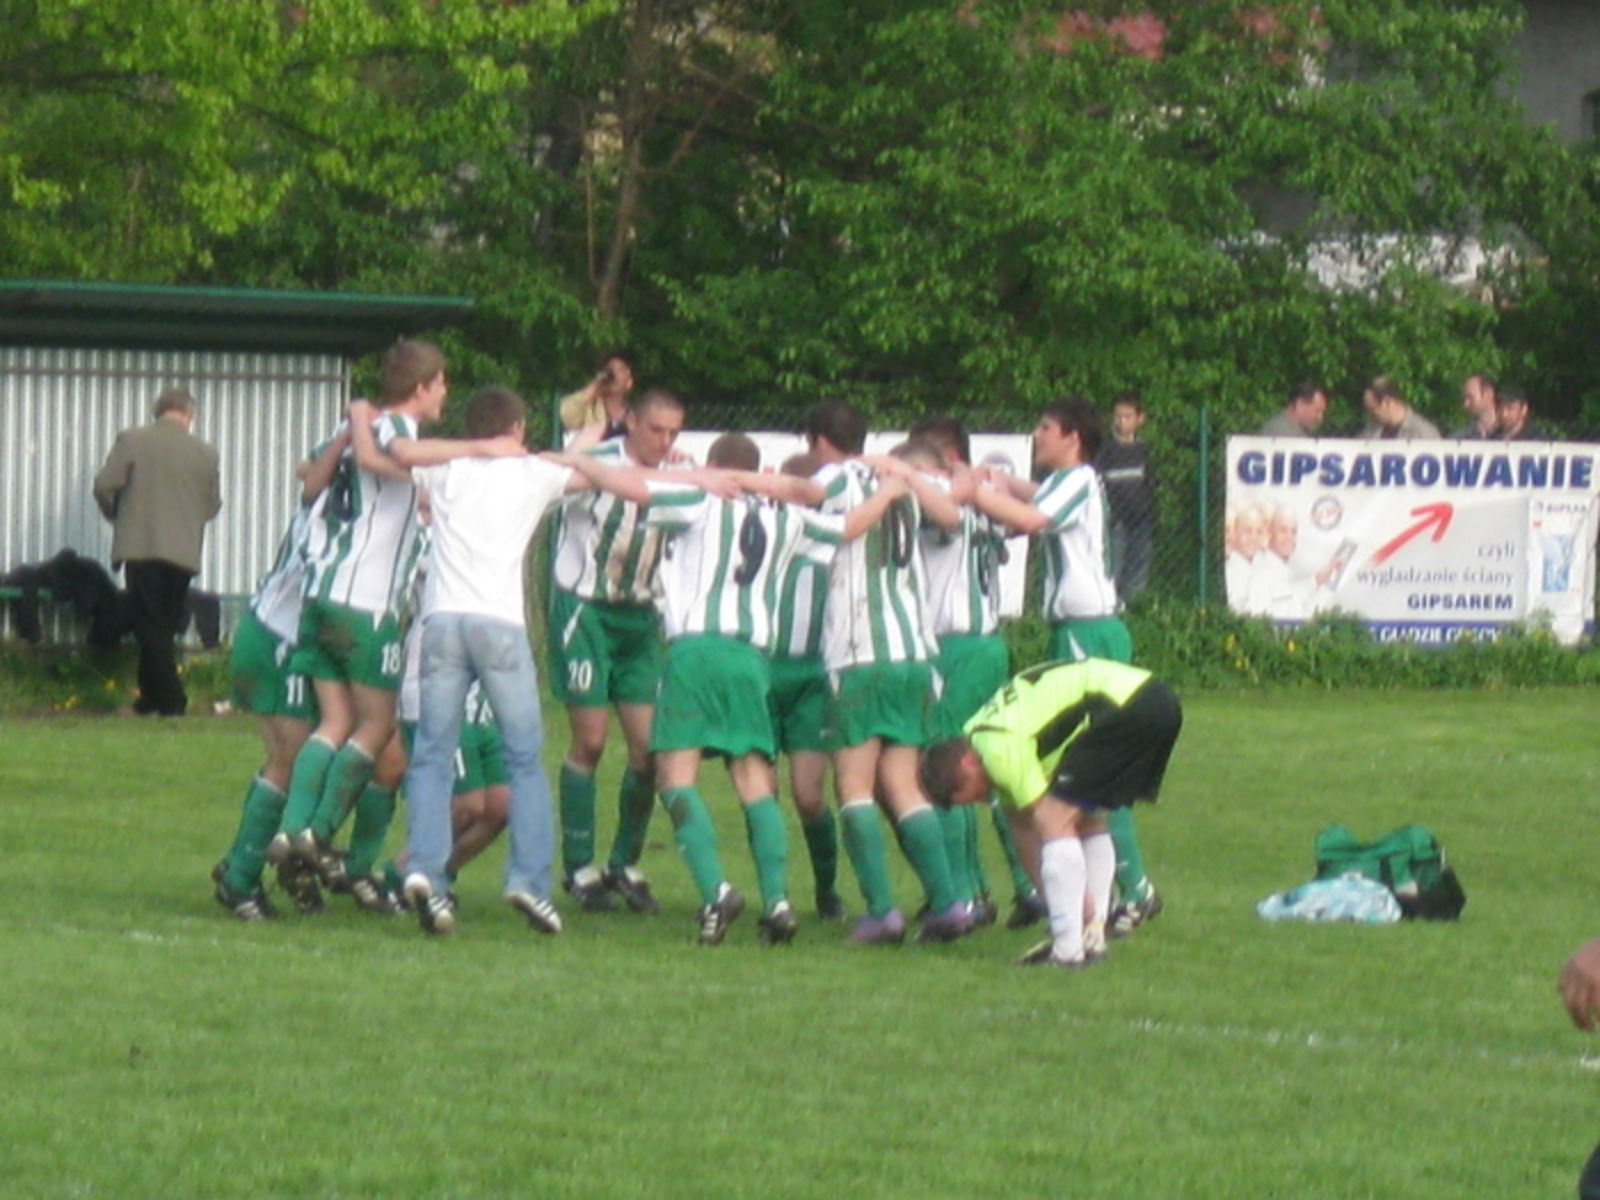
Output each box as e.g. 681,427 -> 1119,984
92,387 -> 221,716
559,350 -> 636,451
1495,384 -> 1551,441
1452,372 -> 1498,439
1095,391 -> 1157,603
1258,381 -> 1327,438
1364,377 -> 1440,440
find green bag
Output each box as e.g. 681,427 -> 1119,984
1313,824 -> 1466,921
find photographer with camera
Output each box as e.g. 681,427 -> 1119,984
560,352 -> 636,450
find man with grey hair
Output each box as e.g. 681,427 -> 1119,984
93,387 -> 222,716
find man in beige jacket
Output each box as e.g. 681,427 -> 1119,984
94,387 -> 222,715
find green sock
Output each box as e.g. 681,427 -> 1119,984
344,782 -> 396,877
223,776 -> 286,893
741,796 -> 788,912
607,766 -> 656,871
559,764 -> 597,877
279,736 -> 338,834
938,806 -> 975,903
963,805 -> 990,898
991,800 -> 1034,900
801,809 -> 839,901
839,801 -> 895,918
310,743 -> 376,841
382,860 -> 404,893
898,807 -> 956,912
662,786 -> 724,905
1108,807 -> 1150,899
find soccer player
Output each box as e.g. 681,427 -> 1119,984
768,452 -> 846,921
548,387 -> 688,914
267,341 -> 522,890
906,415 -> 1045,930
919,658 -> 1183,967
400,387 -> 649,935
639,433 -> 904,945
805,400 -> 972,944
970,395 -> 1162,935
211,432 -> 347,918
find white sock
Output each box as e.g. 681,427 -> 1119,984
1082,832 -> 1115,952
1039,837 -> 1087,962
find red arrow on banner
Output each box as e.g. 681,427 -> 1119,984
1368,502 -> 1455,565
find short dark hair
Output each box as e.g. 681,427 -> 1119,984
1038,395 -> 1103,461
1369,375 -> 1402,404
628,387 -> 685,417
1111,390 -> 1144,413
1288,381 -> 1323,406
891,438 -> 944,472
464,386 -> 526,438
708,431 -> 760,471
1496,383 -> 1527,408
908,415 -> 970,464
153,387 -> 195,419
918,736 -> 972,809
780,452 -> 818,478
804,399 -> 867,455
1467,371 -> 1497,395
379,339 -> 446,405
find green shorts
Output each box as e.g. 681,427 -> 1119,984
401,716 -> 507,796
826,660 -> 936,749
1050,616 -> 1133,665
229,609 -> 316,721
930,633 -> 1009,741
289,598 -> 405,691
650,636 -> 775,759
548,589 -> 663,707
768,655 -> 829,754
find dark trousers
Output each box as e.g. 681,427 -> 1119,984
124,560 -> 194,716
1582,1141 -> 1600,1199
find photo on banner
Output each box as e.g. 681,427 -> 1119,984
1224,436 -> 1600,645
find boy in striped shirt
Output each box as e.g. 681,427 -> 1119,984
267,340 -> 523,884
548,387 -> 687,913
805,400 -> 972,945
969,395 -> 1160,934
640,433 -> 906,944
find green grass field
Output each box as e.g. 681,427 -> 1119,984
4,688 -> 1599,1198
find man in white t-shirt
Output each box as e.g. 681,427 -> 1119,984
400,387 -> 649,935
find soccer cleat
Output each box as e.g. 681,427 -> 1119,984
507,891 -> 564,935
1006,891 -> 1049,930
348,874 -> 402,915
289,827 -> 322,865
1014,939 -> 1100,969
602,864 -> 660,914
403,873 -> 456,935
757,899 -> 798,946
1108,886 -> 1164,940
849,907 -> 907,946
696,882 -> 746,946
564,865 -> 620,913
264,832 -> 293,868
815,892 -> 846,922
214,870 -> 279,922
969,894 -> 1000,929
917,901 -> 976,944
275,858 -> 325,915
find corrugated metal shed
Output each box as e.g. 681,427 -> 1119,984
0,281 -> 473,634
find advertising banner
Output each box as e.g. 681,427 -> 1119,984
1224,437 -> 1600,645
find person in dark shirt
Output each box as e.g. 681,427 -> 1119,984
1495,383 -> 1553,441
1094,391 -> 1157,604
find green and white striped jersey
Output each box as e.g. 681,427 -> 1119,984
304,413 -> 424,617
251,500 -> 323,643
815,460 -> 937,671
643,488 -> 844,650
1034,463 -> 1118,622
772,553 -> 830,660
552,440 -> 672,606
921,506 -> 1009,638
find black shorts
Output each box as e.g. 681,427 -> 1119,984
1046,681 -> 1182,811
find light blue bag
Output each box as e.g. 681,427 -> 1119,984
1256,873 -> 1403,924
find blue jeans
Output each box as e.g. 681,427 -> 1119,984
404,613 -> 554,899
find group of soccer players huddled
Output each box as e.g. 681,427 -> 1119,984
211,337 -> 1175,967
